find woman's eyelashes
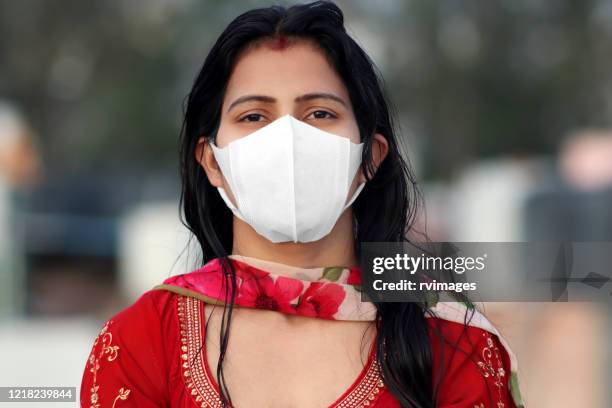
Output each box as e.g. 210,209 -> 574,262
306,109 -> 337,120
237,109 -> 337,123
239,113 -> 265,122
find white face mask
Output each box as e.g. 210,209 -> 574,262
209,114 -> 366,243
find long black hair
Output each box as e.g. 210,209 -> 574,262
178,1 -> 466,407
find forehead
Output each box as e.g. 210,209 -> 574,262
223,39 -> 350,105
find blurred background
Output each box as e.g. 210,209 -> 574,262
0,0 -> 611,406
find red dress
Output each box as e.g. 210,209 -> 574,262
80,289 -> 517,407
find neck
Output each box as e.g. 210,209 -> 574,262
231,210 -> 358,268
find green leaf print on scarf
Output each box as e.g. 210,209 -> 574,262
320,267 -> 344,282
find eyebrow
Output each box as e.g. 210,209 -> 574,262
226,92 -> 347,113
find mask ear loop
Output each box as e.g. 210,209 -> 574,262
208,140 -> 249,223
342,181 -> 366,211
216,186 -> 249,223
342,139 -> 367,212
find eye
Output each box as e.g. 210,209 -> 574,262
239,113 -> 265,122
307,110 -> 336,120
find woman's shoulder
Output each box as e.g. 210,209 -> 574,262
86,288 -> 179,345
83,288 -> 181,362
423,302 -> 524,408
109,288 -> 178,325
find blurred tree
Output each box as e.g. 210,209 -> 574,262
0,0 -> 611,181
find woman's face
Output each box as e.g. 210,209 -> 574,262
196,38 -> 387,209
215,39 -> 361,148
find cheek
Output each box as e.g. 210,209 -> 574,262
214,120 -> 242,148
343,120 -> 361,144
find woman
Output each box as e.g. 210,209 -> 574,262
80,1 -> 525,407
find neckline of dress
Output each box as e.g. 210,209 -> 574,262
193,298 -> 381,408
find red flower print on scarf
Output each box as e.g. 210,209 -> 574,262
237,275 -> 304,313
296,282 -> 346,319
172,269 -> 229,299
347,266 -> 362,285
161,257 -> 371,321
167,258 -> 267,301
234,261 -> 271,279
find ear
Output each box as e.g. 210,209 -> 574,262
195,136 -> 224,187
359,132 -> 389,182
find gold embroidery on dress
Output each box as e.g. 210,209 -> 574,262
86,320 -> 131,408
328,358 -> 385,408
475,332 -> 506,408
177,295 -> 386,408
112,387 -> 131,408
178,295 -> 223,408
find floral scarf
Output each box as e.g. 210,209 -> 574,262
154,254 -> 378,321
152,254 -> 525,407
